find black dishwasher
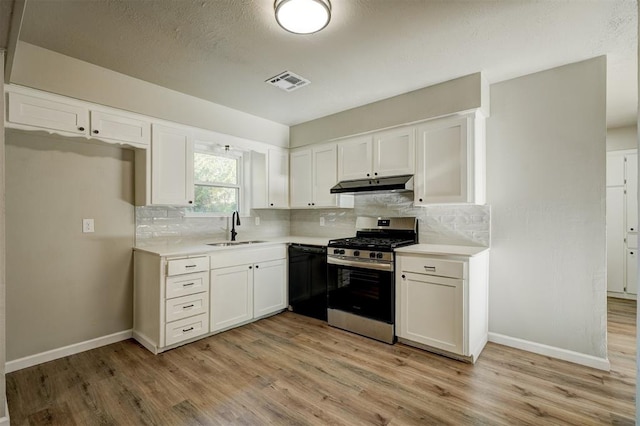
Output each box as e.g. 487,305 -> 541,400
288,244 -> 328,321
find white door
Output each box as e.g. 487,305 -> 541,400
626,249 -> 638,295
625,153 -> 638,233
289,149 -> 313,208
90,110 -> 150,146
151,124 -> 194,205
8,92 -> 89,135
337,136 -> 373,180
399,272 -> 464,355
373,127 -> 415,177
253,259 -> 287,318
267,149 -> 289,208
210,265 -> 253,332
607,187 -> 626,293
415,116 -> 469,204
313,144 -> 339,207
606,152 -> 625,187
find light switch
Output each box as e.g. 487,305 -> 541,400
83,218 -> 95,233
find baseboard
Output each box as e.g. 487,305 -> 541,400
488,332 -> 611,371
0,400 -> 9,426
6,329 -> 133,373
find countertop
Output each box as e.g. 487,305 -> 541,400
394,244 -> 489,257
135,237 -> 489,258
134,236 -> 332,257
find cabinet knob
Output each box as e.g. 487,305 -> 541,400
188,200 -> 193,204
249,266 -> 252,269
374,172 -> 378,176
78,126 -> 85,131
308,203 -> 311,206
366,173 -> 370,177
631,252 -> 635,255
255,265 -> 259,269
401,274 -> 406,279
270,203 -> 274,206
93,129 -> 99,134
419,198 -> 423,202
631,228 -> 635,231
311,203 -> 315,206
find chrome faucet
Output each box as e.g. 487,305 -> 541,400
230,211 -> 241,241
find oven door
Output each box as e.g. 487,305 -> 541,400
327,259 -> 394,324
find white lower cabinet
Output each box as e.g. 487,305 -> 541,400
395,250 -> 489,363
133,252 -> 210,354
210,245 -> 287,333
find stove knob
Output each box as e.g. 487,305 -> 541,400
376,252 -> 384,259
369,252 -> 376,259
339,249 -> 346,255
333,249 -> 341,255
353,250 -> 360,257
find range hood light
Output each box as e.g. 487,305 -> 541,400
274,0 -> 331,35
330,175 -> 414,195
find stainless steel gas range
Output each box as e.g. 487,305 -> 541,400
326,216 -> 418,344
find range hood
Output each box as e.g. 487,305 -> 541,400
330,174 -> 414,194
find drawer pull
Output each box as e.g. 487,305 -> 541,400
182,327 -> 194,333
424,266 -> 436,271
182,282 -> 195,287
185,265 -> 197,268
183,304 -> 195,309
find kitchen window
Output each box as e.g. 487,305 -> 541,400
192,148 -> 242,215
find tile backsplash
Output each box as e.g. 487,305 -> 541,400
136,193 -> 490,247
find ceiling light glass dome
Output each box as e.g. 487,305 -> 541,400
275,0 -> 331,34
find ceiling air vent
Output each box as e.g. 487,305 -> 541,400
266,71 -> 310,92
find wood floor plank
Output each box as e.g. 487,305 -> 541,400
7,297 -> 636,425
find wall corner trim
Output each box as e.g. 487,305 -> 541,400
5,329 -> 133,373
488,332 -> 611,371
0,401 -> 9,426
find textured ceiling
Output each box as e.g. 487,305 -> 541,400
15,0 -> 639,127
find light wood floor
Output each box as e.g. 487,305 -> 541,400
7,298 -> 636,425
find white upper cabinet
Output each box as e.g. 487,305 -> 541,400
8,91 -> 89,136
414,112 -> 485,205
337,127 -> 414,181
151,124 -> 194,206
625,153 -> 638,233
267,149 -> 289,208
7,88 -> 150,148
90,110 -> 150,147
290,143 -> 353,209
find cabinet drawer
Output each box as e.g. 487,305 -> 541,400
165,292 -> 209,323
210,245 -> 287,269
167,256 -> 209,276
399,255 -> 466,279
164,313 -> 208,346
166,272 -> 208,299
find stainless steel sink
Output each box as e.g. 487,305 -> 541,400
206,240 -> 266,247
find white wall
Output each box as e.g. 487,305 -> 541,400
486,57 -> 607,362
607,125 -> 637,151
10,42 -> 289,148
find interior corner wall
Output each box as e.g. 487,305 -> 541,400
607,125 -> 638,151
289,73 -> 484,147
10,41 -> 289,148
0,51 -> 7,419
486,56 -> 607,359
5,132 -> 135,361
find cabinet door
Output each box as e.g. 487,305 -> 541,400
625,153 -> 638,232
249,151 -> 268,209
8,92 -> 89,135
210,265 -> 253,332
373,127 -> 415,177
337,136 -> 373,180
415,116 -> 470,204
398,272 -> 464,355
267,149 -> 289,208
90,110 -> 150,147
151,124 -> 194,206
313,144 -> 339,207
607,187 -> 626,293
606,152 -> 626,187
254,259 -> 287,318
626,249 -> 637,295
289,149 -> 313,208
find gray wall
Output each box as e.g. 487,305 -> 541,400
606,125 -> 637,151
6,131 -> 135,361
10,41 -> 289,148
290,73 -> 487,147
486,57 -> 607,359
0,51 -> 6,418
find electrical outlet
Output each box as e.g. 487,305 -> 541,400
319,217 -> 325,227
82,218 -> 95,233
255,216 -> 260,226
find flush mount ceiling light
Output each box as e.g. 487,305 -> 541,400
274,0 -> 331,34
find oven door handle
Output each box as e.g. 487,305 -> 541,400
327,256 -> 394,272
